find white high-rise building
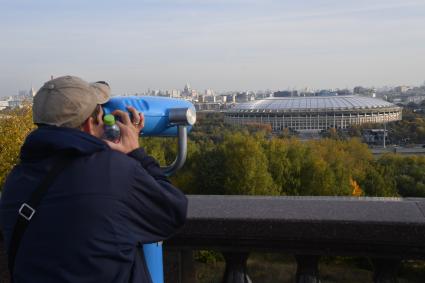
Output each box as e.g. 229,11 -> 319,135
30,86 -> 36,97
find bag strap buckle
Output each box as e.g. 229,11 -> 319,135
18,203 -> 36,221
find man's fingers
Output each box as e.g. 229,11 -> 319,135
111,109 -> 131,125
127,106 -> 139,123
104,139 -> 121,149
104,107 -> 141,154
115,120 -> 124,128
127,106 -> 144,131
134,113 -> 145,132
139,113 -> 145,129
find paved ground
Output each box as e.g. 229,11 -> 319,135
371,146 -> 425,156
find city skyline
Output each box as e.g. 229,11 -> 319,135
1,0 -> 425,96
4,80 -> 425,99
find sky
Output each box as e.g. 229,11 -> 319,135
1,0 -> 425,96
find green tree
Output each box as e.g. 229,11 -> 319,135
300,154 -> 336,195
263,138 -> 292,195
360,165 -> 397,197
279,138 -> 308,195
376,154 -> 425,197
307,139 -> 352,196
217,132 -> 279,195
185,145 -> 228,195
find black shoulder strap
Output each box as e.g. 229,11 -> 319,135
8,154 -> 74,279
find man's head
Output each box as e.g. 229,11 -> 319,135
33,76 -> 110,137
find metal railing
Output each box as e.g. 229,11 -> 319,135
164,195 -> 425,283
1,195 -> 424,283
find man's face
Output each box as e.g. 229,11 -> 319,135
89,107 -> 105,139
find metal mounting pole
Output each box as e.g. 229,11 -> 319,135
161,125 -> 188,177
158,107 -> 195,176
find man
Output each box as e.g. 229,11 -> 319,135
0,76 -> 188,282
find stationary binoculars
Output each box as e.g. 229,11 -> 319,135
103,96 -> 197,176
103,96 -> 196,283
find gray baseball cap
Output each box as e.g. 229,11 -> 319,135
33,76 -> 110,128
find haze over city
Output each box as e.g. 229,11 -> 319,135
1,0 -> 425,96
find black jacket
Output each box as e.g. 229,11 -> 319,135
0,126 -> 188,283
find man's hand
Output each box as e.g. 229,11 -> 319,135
104,106 -> 144,154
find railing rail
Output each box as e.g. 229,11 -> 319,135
1,195 -> 425,282
165,195 -> 425,283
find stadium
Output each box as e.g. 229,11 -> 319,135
224,96 -> 402,132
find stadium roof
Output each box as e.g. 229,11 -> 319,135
231,96 -> 399,111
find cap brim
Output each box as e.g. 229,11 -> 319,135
91,82 -> 111,104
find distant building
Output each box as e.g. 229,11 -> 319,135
255,92 -> 270,99
336,89 -> 351,96
30,86 -> 36,97
353,86 -> 376,97
0,96 -> 24,109
406,95 -> 425,104
205,88 -> 215,96
195,102 -> 223,111
235,92 -> 255,102
184,83 -> 191,93
225,94 -> 236,103
17,87 -> 36,99
170,89 -> 181,98
362,129 -> 388,145
182,83 -> 193,98
199,95 -> 216,103
395,86 -> 411,94
0,100 -> 8,110
274,90 -> 294,97
316,90 -> 337,96
8,99 -> 23,108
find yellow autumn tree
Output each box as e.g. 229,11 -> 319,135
0,106 -> 35,189
350,178 -> 363,197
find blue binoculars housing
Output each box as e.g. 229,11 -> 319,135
103,95 -> 196,283
103,96 -> 196,137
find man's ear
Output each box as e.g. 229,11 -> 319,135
96,108 -> 104,125
82,117 -> 95,135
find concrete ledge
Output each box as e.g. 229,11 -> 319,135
167,196 -> 425,259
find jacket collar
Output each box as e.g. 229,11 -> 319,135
20,126 -> 109,161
